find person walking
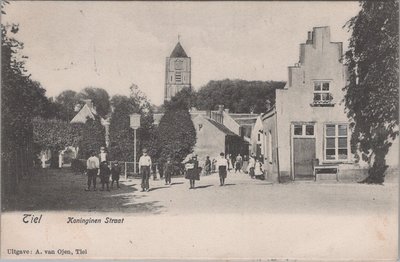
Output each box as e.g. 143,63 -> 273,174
185,154 -> 199,189
242,155 -> 249,174
110,162 -> 121,189
85,150 -> 99,191
164,157 -> 174,185
235,154 -> 243,173
99,161 -> 111,191
139,148 -> 152,192
248,154 -> 256,179
204,156 -> 211,176
216,152 -> 228,186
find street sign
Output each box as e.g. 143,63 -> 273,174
130,113 -> 141,129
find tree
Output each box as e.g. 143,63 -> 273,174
344,1 -> 399,184
1,7 -> 52,199
77,87 -> 110,118
54,90 -> 79,121
77,117 -> 106,159
108,84 -> 156,162
33,118 -> 82,167
157,89 -> 196,163
195,79 -> 285,113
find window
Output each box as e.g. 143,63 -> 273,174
325,124 -> 348,161
293,124 -> 314,137
257,133 -> 261,142
175,72 -> 182,83
313,81 -> 333,106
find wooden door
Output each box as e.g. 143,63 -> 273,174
293,138 -> 315,179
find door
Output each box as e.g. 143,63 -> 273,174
293,138 -> 315,179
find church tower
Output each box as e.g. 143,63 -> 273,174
165,41 -> 191,101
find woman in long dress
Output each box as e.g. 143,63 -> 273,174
185,155 -> 199,189
242,155 -> 249,173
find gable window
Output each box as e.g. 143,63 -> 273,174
313,81 -> 333,106
325,124 -> 349,161
175,72 -> 182,83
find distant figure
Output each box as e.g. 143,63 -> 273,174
211,159 -> 217,173
139,148 -> 152,192
248,154 -> 256,179
111,162 -> 121,189
217,152 -> 228,186
254,157 -> 265,180
204,156 -> 211,176
41,154 -> 47,169
151,162 -> 157,180
185,154 -> 199,189
235,154 -> 243,173
85,150 -> 99,191
227,154 -> 233,171
58,151 -> 63,169
158,158 -> 165,179
164,157 -> 174,185
99,161 -> 111,191
242,155 -> 249,173
99,146 -> 108,163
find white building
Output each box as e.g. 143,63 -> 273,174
262,26 -> 398,182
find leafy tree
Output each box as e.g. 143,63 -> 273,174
33,118 -> 83,167
77,117 -> 106,159
1,6 -> 52,200
196,79 -> 285,113
345,1 -> 399,184
77,87 -> 110,118
54,90 -> 79,121
109,84 -> 156,162
158,89 -> 196,163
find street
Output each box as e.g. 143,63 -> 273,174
2,168 -> 398,260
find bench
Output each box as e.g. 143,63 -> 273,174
312,159 -> 339,182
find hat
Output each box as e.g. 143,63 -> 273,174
100,146 -> 105,150
142,148 -> 148,153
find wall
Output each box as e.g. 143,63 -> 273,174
192,115 -> 226,163
262,111 -> 280,182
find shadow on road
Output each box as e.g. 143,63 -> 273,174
223,183 -> 236,186
170,182 -> 184,185
148,186 -> 169,192
194,185 -> 213,189
2,168 -> 165,214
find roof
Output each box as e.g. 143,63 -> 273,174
205,118 -> 238,136
70,104 -> 96,123
170,42 -> 188,58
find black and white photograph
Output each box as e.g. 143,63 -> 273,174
1,1 -> 399,260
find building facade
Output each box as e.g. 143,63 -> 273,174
165,42 -> 191,101
263,27 -> 357,182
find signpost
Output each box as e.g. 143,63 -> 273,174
129,113 -> 141,179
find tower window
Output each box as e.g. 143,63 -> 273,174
175,72 -> 182,83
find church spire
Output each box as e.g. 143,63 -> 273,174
170,41 -> 188,58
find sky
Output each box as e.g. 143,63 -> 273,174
3,1 -> 361,105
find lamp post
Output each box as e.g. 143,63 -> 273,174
130,113 -> 141,178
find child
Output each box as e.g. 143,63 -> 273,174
99,162 -> 111,191
111,162 -> 121,189
164,157 -> 174,185
254,157 -> 265,180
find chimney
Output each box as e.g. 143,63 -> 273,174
306,31 -> 313,44
83,99 -> 93,109
218,105 -> 224,113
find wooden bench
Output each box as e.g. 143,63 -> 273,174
312,159 -> 339,182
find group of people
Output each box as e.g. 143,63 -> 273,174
85,147 -> 265,192
202,154 -> 265,180
85,147 -> 121,192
